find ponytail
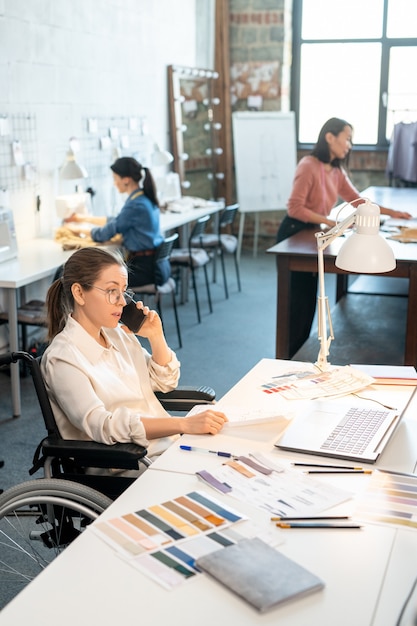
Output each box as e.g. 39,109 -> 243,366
141,167 -> 159,207
45,278 -> 71,341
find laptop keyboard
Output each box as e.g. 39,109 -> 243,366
320,407 -> 391,456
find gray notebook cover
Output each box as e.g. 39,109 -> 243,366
196,537 -> 324,613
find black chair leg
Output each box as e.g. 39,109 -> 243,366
191,267 -> 202,323
234,251 -> 242,292
170,292 -> 182,348
219,249 -> 229,299
203,265 -> 213,314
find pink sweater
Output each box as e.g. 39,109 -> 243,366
287,156 -> 360,223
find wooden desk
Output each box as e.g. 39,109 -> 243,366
267,187 -> 417,365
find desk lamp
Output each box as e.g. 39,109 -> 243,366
59,137 -> 88,180
315,199 -> 396,371
151,144 -> 174,167
59,149 -> 88,180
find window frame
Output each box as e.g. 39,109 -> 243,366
291,0 -> 417,150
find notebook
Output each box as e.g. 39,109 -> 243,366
196,537 -> 324,613
276,404 -> 403,463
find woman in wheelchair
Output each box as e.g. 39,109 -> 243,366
41,247 -> 227,463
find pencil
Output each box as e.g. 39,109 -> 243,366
271,516 -> 350,521
305,470 -> 372,475
292,463 -> 363,470
276,522 -> 362,529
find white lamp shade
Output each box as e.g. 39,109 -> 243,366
151,144 -> 174,166
336,232 -> 396,273
60,151 -> 88,180
335,199 -> 395,273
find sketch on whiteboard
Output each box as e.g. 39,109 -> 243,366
259,130 -> 282,209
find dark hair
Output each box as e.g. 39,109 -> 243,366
311,117 -> 353,168
110,157 -> 159,206
45,247 -> 126,340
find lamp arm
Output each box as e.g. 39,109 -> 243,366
315,211 -> 356,371
316,211 -> 356,252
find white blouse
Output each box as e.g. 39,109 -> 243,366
41,316 -> 181,456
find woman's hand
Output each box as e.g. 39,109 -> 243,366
66,225 -> 92,237
121,300 -> 172,366
391,209 -> 412,220
133,301 -> 164,339
181,409 -> 228,435
64,212 -> 84,223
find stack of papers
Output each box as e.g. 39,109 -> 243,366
351,364 -> 417,386
276,366 -> 374,400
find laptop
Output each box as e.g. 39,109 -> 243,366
275,403 -> 406,464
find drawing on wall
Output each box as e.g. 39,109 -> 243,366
231,61 -> 280,107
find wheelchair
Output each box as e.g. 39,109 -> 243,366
0,350 -> 215,607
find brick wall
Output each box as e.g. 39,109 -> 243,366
228,0 -> 390,250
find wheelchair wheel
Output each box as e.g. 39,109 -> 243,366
0,478 -> 112,608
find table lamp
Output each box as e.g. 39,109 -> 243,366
151,144 -> 174,167
315,198 -> 396,371
59,137 -> 88,180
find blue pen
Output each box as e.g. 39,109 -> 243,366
179,445 -> 234,458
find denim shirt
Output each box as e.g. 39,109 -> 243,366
90,190 -> 164,252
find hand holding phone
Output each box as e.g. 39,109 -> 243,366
120,300 -> 146,333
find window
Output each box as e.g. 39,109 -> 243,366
292,0 -> 417,147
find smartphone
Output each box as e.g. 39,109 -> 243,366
120,300 -> 146,333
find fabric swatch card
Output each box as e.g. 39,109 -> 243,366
196,537 -> 324,613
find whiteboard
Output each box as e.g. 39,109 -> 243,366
232,111 -> 296,213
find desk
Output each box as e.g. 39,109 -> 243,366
267,186 -> 417,365
0,239 -> 72,417
160,201 -> 223,241
2,358 -> 417,625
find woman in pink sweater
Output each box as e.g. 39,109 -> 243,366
276,117 -> 411,358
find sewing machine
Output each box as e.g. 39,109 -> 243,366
0,207 -> 18,263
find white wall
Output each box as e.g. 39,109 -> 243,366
0,0 -> 198,242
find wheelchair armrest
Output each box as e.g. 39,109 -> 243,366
155,385 -> 215,412
41,437 -> 148,470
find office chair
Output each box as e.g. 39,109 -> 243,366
191,204 -> 241,299
0,352 -> 215,500
130,233 -> 182,348
170,214 -> 213,323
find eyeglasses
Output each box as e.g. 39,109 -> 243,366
86,285 -> 135,305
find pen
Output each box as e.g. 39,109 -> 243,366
179,445 -> 235,458
292,463 -> 363,470
271,516 -> 350,521
304,470 -> 372,475
276,522 -> 362,529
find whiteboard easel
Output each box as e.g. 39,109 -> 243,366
232,111 -> 296,257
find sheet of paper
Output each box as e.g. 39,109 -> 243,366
355,470 -> 417,529
196,459 -> 352,518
